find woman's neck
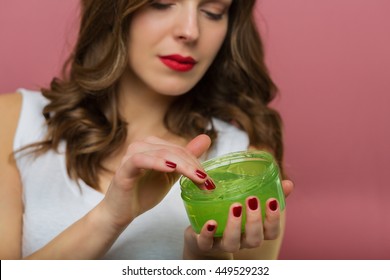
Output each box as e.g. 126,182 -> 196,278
117,71 -> 179,143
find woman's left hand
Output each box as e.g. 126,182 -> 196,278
183,179 -> 294,259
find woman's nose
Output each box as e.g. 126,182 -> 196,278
173,8 -> 200,43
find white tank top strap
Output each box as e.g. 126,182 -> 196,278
13,88 -> 49,151
207,118 -> 249,159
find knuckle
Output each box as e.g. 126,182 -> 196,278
126,141 -> 144,154
155,148 -> 171,158
247,238 -> 262,248
198,240 -> 213,252
264,230 -> 280,240
130,153 -> 144,165
223,243 -> 240,254
169,146 -> 187,157
169,145 -> 193,159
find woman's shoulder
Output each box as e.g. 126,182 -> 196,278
0,92 -> 24,259
0,89 -> 48,114
1,89 -> 49,151
0,93 -> 23,161
0,92 -> 23,139
0,92 -> 22,110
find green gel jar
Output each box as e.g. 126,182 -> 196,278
180,150 -> 285,237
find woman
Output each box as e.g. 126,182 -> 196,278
0,0 -> 293,259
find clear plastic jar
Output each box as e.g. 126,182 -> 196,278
180,150 -> 285,236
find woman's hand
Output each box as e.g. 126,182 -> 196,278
99,134 -> 212,230
183,179 -> 294,259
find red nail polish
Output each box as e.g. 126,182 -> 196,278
269,200 -> 278,211
204,179 -> 216,190
207,224 -> 215,232
233,206 -> 242,217
196,169 -> 207,179
248,197 -> 258,211
165,161 -> 177,168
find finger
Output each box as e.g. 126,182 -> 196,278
185,134 -> 214,190
124,139 -> 204,178
185,134 -> 211,159
241,197 -> 264,248
124,140 -> 196,168
282,179 -> 294,198
148,148 -> 214,189
118,152 -> 178,180
160,152 -> 214,189
122,149 -> 214,191
197,221 -> 217,251
263,198 -> 281,240
140,136 -> 214,190
220,203 -> 243,253
144,134 -> 211,164
143,136 -> 201,167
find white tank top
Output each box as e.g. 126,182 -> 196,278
14,88 -> 249,259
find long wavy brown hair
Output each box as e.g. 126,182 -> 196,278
28,0 -> 284,189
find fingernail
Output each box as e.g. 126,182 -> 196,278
233,206 -> 242,217
204,179 -> 216,190
196,169 -> 207,179
269,200 -> 278,211
165,161 -> 177,168
207,224 -> 215,232
248,197 -> 258,211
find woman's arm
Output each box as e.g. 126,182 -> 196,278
25,201 -> 127,259
0,93 -> 24,259
0,93 -> 127,259
30,134 -> 212,259
1,96 -> 213,259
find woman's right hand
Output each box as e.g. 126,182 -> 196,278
99,134 -> 212,230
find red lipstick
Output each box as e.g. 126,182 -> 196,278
159,54 -> 197,72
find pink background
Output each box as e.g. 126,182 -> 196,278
1,0 -> 389,259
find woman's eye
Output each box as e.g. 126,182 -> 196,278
150,1 -> 173,10
202,10 -> 224,21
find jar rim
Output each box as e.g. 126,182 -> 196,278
202,150 -> 274,170
180,150 -> 280,201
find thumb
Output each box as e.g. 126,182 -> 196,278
282,180 -> 294,198
186,134 -> 211,158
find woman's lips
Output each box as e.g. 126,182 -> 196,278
159,55 -> 197,72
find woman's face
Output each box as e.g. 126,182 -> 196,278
126,0 -> 232,96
